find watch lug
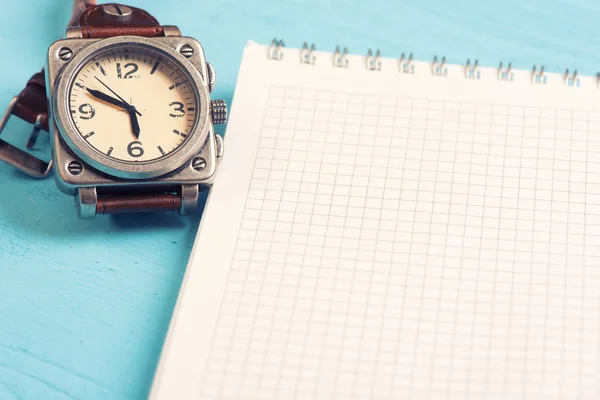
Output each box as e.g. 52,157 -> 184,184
76,187 -> 97,219
65,27 -> 83,39
180,184 -> 199,216
163,25 -> 182,37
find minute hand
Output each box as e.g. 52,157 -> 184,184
94,77 -> 142,116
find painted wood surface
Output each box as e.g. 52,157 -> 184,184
1,0 -> 599,398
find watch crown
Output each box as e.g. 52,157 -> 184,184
210,99 -> 228,125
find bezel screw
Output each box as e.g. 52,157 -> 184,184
180,44 -> 194,58
192,157 -> 206,171
67,161 -> 83,175
59,47 -> 73,61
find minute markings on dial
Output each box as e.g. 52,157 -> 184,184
169,82 -> 184,90
150,60 -> 160,75
95,62 -> 107,76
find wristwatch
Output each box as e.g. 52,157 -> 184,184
0,2 -> 226,219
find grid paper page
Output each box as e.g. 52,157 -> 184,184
151,42 -> 600,400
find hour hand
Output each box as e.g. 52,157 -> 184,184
128,108 -> 141,139
86,88 -> 128,109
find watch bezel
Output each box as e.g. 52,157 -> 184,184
53,35 -> 210,180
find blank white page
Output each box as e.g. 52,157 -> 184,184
151,42 -> 600,400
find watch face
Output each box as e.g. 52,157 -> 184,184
67,44 -> 199,163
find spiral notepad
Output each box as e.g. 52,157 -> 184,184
151,40 -> 600,400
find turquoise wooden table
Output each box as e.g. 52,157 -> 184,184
1,0 -> 599,399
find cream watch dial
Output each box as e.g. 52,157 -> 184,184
68,45 -> 198,162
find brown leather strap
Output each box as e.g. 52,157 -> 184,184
78,3 -> 165,38
13,71 -> 49,132
96,193 -> 182,215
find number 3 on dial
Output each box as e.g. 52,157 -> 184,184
169,101 -> 185,118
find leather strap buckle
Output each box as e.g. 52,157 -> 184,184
0,96 -> 52,178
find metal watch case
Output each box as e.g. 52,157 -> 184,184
45,34 -> 223,196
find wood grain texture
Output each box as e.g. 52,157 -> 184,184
1,0 -> 600,399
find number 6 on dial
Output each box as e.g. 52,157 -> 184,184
127,141 -> 144,158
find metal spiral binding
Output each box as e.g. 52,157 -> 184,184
432,56 -> 447,77
531,65 -> 547,84
268,38 -> 284,60
564,69 -> 579,87
265,40 -> 593,90
399,53 -> 414,73
465,59 -> 480,79
333,46 -> 349,68
366,49 -> 382,71
498,62 -> 513,81
300,42 -> 316,65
